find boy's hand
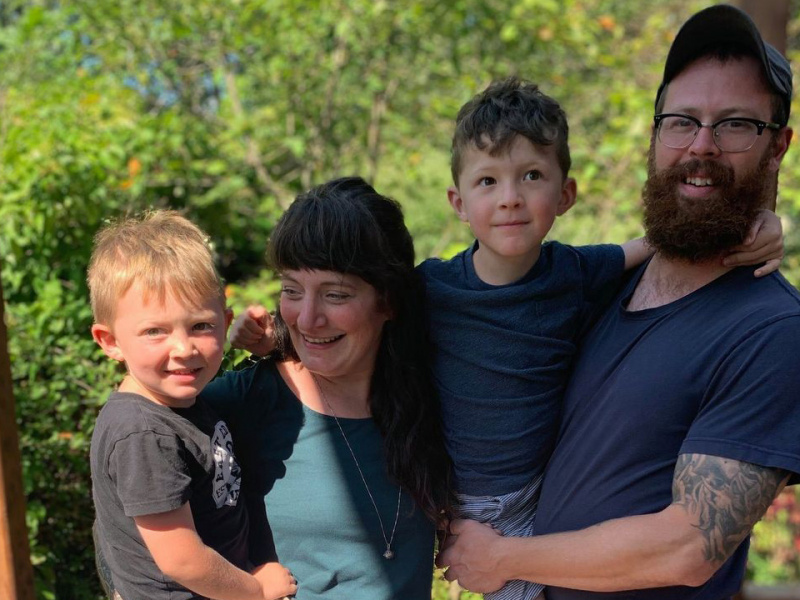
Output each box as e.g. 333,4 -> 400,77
723,209 -> 784,277
229,305 -> 276,356
252,561 -> 297,600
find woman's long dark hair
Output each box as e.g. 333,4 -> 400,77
268,176 -> 453,523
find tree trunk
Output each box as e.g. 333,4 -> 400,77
732,0 -> 790,55
0,275 -> 35,600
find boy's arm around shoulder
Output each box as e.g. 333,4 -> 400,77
619,209 -> 784,275
723,209 -> 784,277
620,237 -> 653,271
135,504 -> 296,600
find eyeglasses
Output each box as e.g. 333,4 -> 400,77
653,113 -> 782,153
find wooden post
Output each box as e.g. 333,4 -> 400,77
0,276 -> 35,600
732,0 -> 790,55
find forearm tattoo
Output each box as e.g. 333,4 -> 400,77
672,454 -> 787,565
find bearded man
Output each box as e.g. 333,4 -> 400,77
438,5 -> 800,600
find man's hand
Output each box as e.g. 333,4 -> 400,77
435,519 -> 508,594
723,209 -> 784,277
229,305 -> 275,356
251,561 -> 297,600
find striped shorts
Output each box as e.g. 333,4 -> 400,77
456,475 -> 544,600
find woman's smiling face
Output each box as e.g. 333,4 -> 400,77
278,269 -> 390,383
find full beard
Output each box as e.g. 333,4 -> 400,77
642,140 -> 776,262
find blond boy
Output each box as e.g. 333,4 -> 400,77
88,210 -> 296,600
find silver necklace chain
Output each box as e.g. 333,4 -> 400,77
311,374 -> 401,560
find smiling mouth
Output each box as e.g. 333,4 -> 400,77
166,367 -> 202,376
302,334 -> 344,344
496,221 -> 529,227
684,177 -> 715,187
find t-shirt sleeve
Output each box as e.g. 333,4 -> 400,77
200,361 -> 278,497
682,315 -> 800,483
108,431 -> 193,517
201,362 -> 262,426
572,243 -> 626,303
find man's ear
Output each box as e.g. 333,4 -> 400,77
91,324 -> 125,362
557,177 -> 577,216
769,126 -> 793,172
447,186 -> 469,223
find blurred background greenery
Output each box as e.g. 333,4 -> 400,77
1,0 -> 799,597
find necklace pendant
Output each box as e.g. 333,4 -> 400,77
383,548 -> 395,560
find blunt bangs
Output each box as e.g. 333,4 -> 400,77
268,178 -> 414,292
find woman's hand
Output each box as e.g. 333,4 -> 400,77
229,305 -> 276,356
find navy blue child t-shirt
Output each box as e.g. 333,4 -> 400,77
417,240 -> 625,496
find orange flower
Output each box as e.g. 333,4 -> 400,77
128,158 -> 142,178
598,15 -> 616,31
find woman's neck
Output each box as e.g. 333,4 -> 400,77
278,360 -> 372,418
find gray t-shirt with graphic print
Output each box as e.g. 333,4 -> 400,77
90,392 -> 249,600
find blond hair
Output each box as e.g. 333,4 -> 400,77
87,210 -> 224,325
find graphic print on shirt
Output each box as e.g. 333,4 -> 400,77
211,420 -> 242,508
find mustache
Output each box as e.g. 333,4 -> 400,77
656,158 -> 735,188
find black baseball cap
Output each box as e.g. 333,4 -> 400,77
655,4 -> 793,126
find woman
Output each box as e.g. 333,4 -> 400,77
201,176 -> 453,599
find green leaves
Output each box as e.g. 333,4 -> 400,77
2,0 -> 799,597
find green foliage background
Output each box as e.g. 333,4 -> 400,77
1,0 -> 799,597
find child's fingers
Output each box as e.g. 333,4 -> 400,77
246,304 -> 270,325
754,258 -> 781,278
244,318 -> 267,336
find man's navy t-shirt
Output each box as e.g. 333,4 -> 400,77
534,265 -> 800,600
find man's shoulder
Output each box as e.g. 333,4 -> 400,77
760,270 -> 800,303
679,269 -> 800,353
727,269 -> 800,317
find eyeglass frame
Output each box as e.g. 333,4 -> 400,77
653,113 -> 782,153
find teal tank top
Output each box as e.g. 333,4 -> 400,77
201,360 -> 435,600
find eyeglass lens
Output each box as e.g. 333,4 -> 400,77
658,116 -> 759,152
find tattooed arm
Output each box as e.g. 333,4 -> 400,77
438,453 -> 789,593
671,454 -> 788,569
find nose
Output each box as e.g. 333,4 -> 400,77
498,182 -> 523,209
688,125 -> 721,159
296,296 -> 325,331
170,331 -> 197,358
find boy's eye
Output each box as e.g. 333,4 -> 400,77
478,176 -> 496,187
193,322 -> 215,332
524,170 -> 541,181
280,287 -> 301,298
144,328 -> 164,337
